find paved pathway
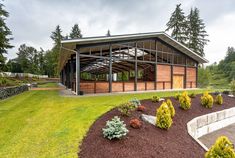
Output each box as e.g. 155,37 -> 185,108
199,123 -> 235,148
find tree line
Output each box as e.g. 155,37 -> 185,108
165,4 -> 209,57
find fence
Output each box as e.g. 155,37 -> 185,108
0,72 -> 48,79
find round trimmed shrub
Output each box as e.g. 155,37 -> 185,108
215,94 -> 223,105
152,96 -> 160,102
201,92 -> 214,108
156,102 -> 173,130
102,116 -> 129,140
166,99 -> 175,117
205,136 -> 235,158
130,118 -> 142,129
179,91 -> 191,110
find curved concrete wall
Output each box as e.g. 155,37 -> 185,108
187,107 -> 235,151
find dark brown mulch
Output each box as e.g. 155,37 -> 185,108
79,94 -> 235,158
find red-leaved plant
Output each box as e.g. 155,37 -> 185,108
130,118 -> 142,129
137,105 -> 146,111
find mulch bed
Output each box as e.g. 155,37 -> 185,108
79,94 -> 235,158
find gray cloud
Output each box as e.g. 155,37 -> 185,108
3,0 -> 235,64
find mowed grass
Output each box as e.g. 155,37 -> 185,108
38,82 -> 59,88
0,88 -> 211,158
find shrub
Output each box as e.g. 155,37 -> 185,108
156,102 -> 173,130
118,102 -> 136,116
152,96 -> 160,102
130,118 -> 142,129
179,91 -> 191,110
205,136 -> 235,158
166,99 -> 175,117
215,94 -> 223,105
201,92 -> 214,108
137,105 -> 146,112
129,98 -> 141,106
189,92 -> 196,98
175,92 -> 181,100
231,80 -> 235,95
102,116 -> 129,140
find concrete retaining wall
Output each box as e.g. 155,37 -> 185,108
187,107 -> 235,151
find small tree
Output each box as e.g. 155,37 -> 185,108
179,91 -> 191,110
102,116 -> 129,140
156,102 -> 173,130
205,136 -> 235,158
166,99 -> 175,117
201,92 -> 214,108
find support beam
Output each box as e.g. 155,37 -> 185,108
134,42 -> 138,91
70,56 -> 74,91
171,65 -> 173,89
196,63 -> 198,88
109,45 -> 112,93
76,49 -> 81,95
154,40 -> 158,90
184,58 -> 187,88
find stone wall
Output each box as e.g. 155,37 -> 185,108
187,107 -> 235,151
0,85 -> 29,100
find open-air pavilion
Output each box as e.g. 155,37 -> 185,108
59,32 -> 208,95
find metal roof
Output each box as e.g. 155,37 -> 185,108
61,31 -> 208,64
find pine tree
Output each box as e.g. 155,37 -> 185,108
50,25 -> 64,76
165,4 -> 187,45
0,2 -> 13,69
69,24 -> 82,39
50,25 -> 63,47
106,30 -> 111,36
187,8 -> 209,57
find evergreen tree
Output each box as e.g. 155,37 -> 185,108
187,8 -> 209,57
165,4 -> 187,44
50,25 -> 64,76
106,30 -> 111,36
50,25 -> 63,48
69,24 -> 82,39
0,2 -> 13,70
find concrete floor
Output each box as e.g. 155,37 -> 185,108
199,123 -> 235,148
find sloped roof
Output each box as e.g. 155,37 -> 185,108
60,32 -> 208,70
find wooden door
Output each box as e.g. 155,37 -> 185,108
173,75 -> 184,89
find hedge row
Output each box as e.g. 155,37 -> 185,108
0,85 -> 29,100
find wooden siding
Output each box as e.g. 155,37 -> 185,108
186,67 -> 196,88
157,65 -> 171,81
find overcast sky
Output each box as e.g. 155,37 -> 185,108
4,0 -> 235,64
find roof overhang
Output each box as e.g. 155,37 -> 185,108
59,31 -> 208,71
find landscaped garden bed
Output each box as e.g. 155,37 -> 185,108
79,94 -> 235,158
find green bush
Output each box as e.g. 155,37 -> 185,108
201,92 -> 214,108
152,96 -> 160,102
129,98 -> 141,106
156,102 -> 173,130
174,92 -> 181,100
189,92 -> 196,98
179,91 -> 191,110
215,94 -> 223,105
118,102 -> 136,116
102,116 -> 129,140
205,136 -> 235,158
231,80 -> 235,95
166,99 -> 175,117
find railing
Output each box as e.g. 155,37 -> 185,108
0,72 -> 48,79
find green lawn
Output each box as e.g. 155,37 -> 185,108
38,82 -> 59,88
0,88 -> 211,158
